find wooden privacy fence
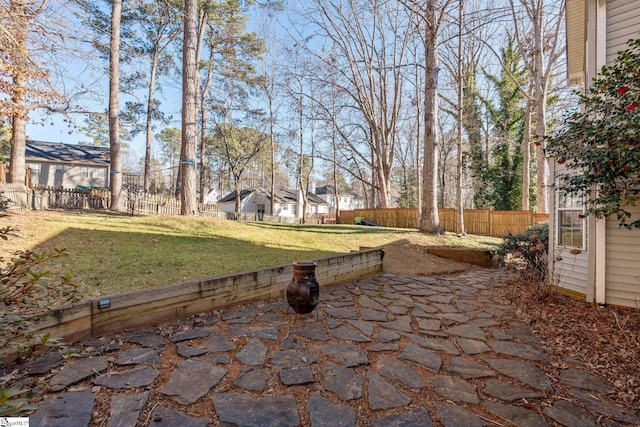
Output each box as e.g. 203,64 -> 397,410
339,208 -> 549,238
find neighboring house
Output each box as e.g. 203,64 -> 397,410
549,0 -> 640,308
314,184 -> 364,213
217,187 -> 330,218
24,140 -> 110,189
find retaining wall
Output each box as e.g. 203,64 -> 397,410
6,249 -> 384,363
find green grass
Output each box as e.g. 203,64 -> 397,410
4,211 -> 500,296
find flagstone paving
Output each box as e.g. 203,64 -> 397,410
24,269 -> 639,426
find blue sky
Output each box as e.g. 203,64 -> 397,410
24,0 -> 290,167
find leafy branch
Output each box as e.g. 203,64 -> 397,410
547,39 -> 640,229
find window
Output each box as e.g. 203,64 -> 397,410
282,204 -> 289,211
27,163 -> 41,182
55,165 -> 63,172
92,168 -> 105,179
81,167 -> 89,178
557,189 -> 584,248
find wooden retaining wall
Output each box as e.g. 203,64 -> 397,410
16,249 -> 384,358
426,247 -> 498,268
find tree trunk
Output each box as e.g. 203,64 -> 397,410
143,49 -> 159,193
181,0 -> 198,215
419,2 -> 441,234
415,63 -> 422,220
234,185 -> 241,216
376,162 -> 391,208
8,0 -> 28,186
522,95 -> 532,210
9,113 -> 26,186
9,73 -> 27,186
199,52 -> 214,204
534,88 -> 547,213
455,0 -> 465,235
109,0 -> 123,212
332,126 -> 340,222
199,101 -> 208,203
269,93 -> 276,216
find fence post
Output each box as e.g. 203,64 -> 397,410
489,208 -> 494,237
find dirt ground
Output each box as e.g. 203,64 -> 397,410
382,237 -> 479,277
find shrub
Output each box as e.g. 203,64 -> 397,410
498,222 -> 549,283
547,39 -> 640,229
0,195 -> 81,416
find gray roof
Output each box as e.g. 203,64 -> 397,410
315,184 -> 335,195
219,187 -> 327,205
25,140 -> 110,165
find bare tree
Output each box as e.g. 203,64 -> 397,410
2,0 -> 60,185
295,0 -> 413,208
404,0 -> 454,233
455,0 -> 465,235
129,1 -> 181,193
509,0 -> 565,213
181,0 -> 198,215
257,15 -> 284,216
214,124 -> 267,215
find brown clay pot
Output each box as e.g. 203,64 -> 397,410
286,261 -> 320,314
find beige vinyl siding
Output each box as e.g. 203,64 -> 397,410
566,0 -> 586,85
550,163 -> 590,298
605,205 -> 640,308
606,0 -> 640,63
554,251 -> 590,298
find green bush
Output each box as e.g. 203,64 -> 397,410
547,39 -> 640,229
498,222 -> 549,282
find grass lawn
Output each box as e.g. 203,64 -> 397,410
1,210 -> 501,296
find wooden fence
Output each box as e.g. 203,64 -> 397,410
0,185 -> 227,218
0,186 -> 321,223
339,208 -> 548,238
0,183 -> 31,211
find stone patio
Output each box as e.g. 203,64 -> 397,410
23,269 -> 639,426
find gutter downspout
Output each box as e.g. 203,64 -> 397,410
547,158 -> 556,288
595,217 -> 606,305
594,0 -> 607,305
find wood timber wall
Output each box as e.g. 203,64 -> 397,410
426,247 -> 498,268
25,249 -> 384,350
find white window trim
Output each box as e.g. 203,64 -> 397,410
556,185 -> 586,249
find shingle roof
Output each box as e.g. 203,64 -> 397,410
25,140 -> 110,165
219,187 -> 327,205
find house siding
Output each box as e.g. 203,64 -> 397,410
28,161 -> 109,189
554,0 -> 640,307
550,163 -> 591,299
217,188 -> 328,218
605,205 -> 640,308
606,0 -> 640,63
566,0 -> 586,85
602,0 -> 640,308
552,244 -> 590,298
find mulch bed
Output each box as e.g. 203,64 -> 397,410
500,277 -> 640,411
